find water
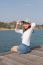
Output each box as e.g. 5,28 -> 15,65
0,30 -> 43,53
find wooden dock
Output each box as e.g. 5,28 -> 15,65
0,45 -> 43,65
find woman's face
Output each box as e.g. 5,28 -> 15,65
23,23 -> 31,29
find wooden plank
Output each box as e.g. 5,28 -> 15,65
1,56 -> 24,65
0,45 -> 43,65
4,54 -> 33,65
0,56 -> 4,61
0,53 -> 43,65
0,62 -> 6,65
16,53 -> 43,65
5,53 -> 43,65
30,50 -> 43,57
14,53 -> 43,64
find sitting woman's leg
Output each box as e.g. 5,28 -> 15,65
17,44 -> 31,54
11,46 -> 18,53
11,44 -> 31,54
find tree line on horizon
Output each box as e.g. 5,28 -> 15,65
0,21 -> 43,29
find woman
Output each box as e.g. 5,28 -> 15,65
11,20 -> 36,54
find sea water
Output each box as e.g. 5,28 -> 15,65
0,29 -> 43,53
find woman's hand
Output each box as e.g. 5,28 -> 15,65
15,21 -> 22,29
17,21 -> 22,25
16,21 -> 20,24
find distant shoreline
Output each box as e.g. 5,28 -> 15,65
0,28 -> 15,30
0,28 -> 43,31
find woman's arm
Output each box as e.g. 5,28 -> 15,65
15,22 -> 23,34
15,22 -> 20,29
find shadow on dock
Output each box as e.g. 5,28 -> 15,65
31,45 -> 41,50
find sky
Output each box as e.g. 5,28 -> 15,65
0,0 -> 43,24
